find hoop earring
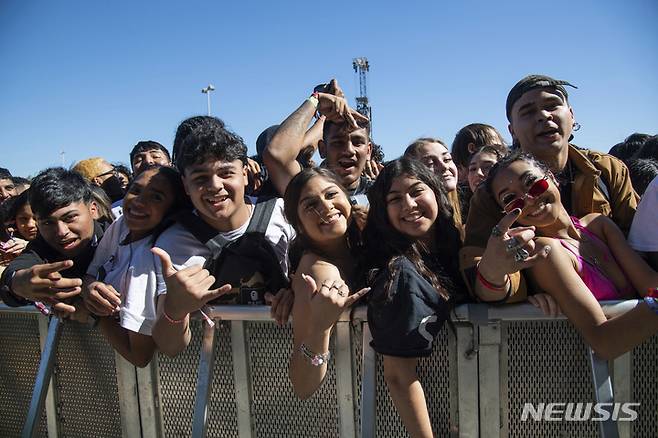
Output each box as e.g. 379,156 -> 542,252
573,122 -> 581,131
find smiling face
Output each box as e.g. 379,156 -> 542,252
385,174 -> 439,241
322,124 -> 372,190
15,202 -> 38,241
415,142 -> 458,192
0,178 -> 17,203
296,176 -> 351,245
36,201 -> 97,257
468,150 -> 499,192
132,148 -> 171,175
491,160 -> 561,228
508,88 -> 574,171
182,158 -> 249,232
123,168 -> 176,240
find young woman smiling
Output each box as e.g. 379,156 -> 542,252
283,167 -> 369,399
363,157 -> 465,438
83,165 -> 188,367
485,152 -> 658,359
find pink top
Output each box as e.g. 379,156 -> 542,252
558,217 -> 634,301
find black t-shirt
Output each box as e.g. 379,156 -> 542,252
367,257 -> 451,358
0,221 -> 105,306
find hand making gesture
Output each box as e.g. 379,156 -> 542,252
152,247 -> 232,321
11,260 -> 82,314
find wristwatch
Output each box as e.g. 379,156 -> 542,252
299,343 -> 330,366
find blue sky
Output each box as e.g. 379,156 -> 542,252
1,0 -> 657,177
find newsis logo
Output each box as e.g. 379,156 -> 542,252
521,402 -> 640,422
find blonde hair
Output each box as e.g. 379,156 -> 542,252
72,157 -> 110,181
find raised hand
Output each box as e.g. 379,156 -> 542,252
246,157 -> 263,193
317,93 -> 369,130
11,260 -> 82,314
477,208 -> 552,285
299,273 -> 370,333
326,78 -> 345,98
84,280 -> 121,316
152,247 -> 232,320
363,159 -> 383,180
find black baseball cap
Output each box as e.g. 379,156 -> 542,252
506,75 -> 577,121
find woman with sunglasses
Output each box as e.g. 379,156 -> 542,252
482,151 -> 658,359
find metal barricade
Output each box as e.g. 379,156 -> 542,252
2,301 -> 656,438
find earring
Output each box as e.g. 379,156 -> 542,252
573,122 -> 581,131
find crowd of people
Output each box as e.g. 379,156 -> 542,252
1,74 -> 657,437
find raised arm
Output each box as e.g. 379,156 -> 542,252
289,256 -> 368,399
263,98 -> 317,196
150,248 -> 231,357
264,80 -> 368,196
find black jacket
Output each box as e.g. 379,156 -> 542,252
0,221 -> 106,307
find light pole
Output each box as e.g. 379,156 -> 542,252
201,84 -> 215,115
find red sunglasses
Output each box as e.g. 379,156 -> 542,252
503,176 -> 550,213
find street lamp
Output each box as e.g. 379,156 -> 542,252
201,84 -> 215,116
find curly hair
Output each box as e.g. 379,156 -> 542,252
175,116 -> 247,174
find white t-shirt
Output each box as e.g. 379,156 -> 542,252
628,175 -> 658,252
86,216 -> 161,335
111,199 -> 123,218
153,197 -> 295,295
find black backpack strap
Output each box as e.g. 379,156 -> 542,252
173,210 -> 218,244
246,198 -> 278,234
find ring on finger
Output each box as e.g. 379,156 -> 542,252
505,237 -> 520,252
491,225 -> 503,238
514,248 -> 530,262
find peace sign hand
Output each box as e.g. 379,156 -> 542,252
478,208 -> 552,284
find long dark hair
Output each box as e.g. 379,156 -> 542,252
283,167 -> 361,273
364,157 -> 462,302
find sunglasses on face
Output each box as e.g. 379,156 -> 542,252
95,168 -> 119,179
503,175 -> 549,214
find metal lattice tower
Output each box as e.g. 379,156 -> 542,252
352,57 -> 372,125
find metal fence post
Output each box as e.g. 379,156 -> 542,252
136,356 -> 166,438
37,314 -> 60,438
231,320 -> 255,438
192,321 -> 218,438
334,320 -> 356,437
612,352 -> 632,438
360,323 -> 376,438
589,348 -> 620,438
23,316 -> 62,438
478,322 -> 501,437
114,352 -> 142,437
455,322 -> 479,438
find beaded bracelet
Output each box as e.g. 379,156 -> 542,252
163,308 -> 185,324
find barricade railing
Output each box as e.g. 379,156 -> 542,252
1,301 -> 655,438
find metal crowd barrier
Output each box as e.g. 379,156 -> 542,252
1,301 -> 656,438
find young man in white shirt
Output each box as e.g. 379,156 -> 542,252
151,116 -> 295,357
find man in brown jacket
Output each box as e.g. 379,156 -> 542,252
462,75 -> 639,303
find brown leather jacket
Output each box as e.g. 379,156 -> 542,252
460,145 -> 639,302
